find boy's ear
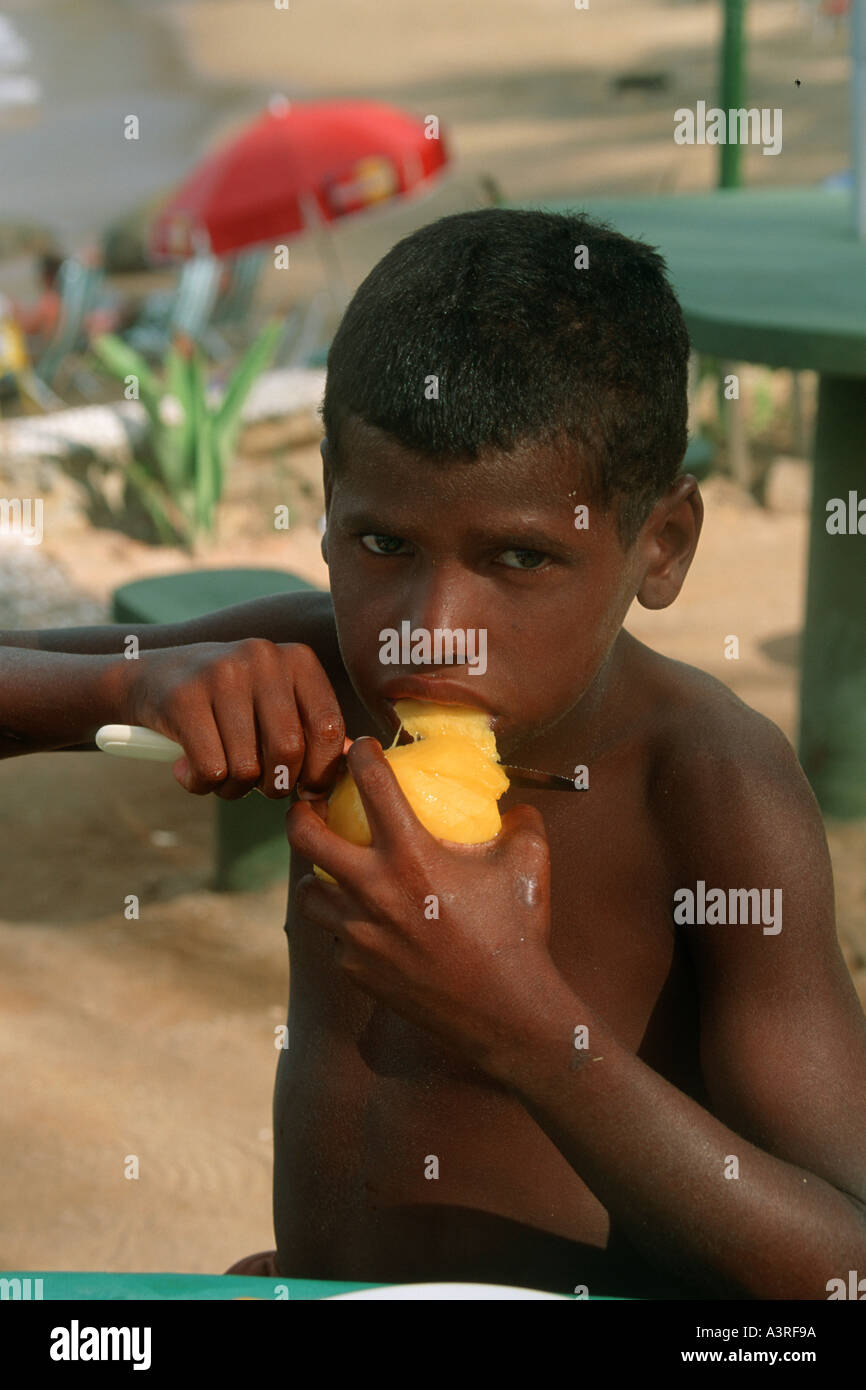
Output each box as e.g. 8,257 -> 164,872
635,476 -> 703,610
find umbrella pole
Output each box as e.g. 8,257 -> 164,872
299,191 -> 352,316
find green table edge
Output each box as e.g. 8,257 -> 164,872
1,1271 -> 630,1300
111,568 -> 320,626
519,188 -> 866,376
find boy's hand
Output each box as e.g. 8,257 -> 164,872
118,639 -> 346,800
286,737 -> 559,1069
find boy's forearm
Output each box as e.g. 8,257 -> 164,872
0,625 -> 179,655
0,591 -> 327,657
0,648 -> 131,757
491,974 -> 866,1299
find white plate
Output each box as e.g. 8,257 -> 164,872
328,1282 -> 568,1300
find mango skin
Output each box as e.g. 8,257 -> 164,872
313,701 -> 508,882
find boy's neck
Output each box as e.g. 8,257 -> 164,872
503,628 -> 636,772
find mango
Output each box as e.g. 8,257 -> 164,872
313,700 -> 509,882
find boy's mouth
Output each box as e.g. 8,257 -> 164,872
380,675 -> 495,710
379,676 -> 497,741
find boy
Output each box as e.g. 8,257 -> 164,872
3,209 -> 866,1299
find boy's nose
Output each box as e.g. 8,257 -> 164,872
406,565 -> 474,645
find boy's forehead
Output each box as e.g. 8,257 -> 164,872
331,416 -> 596,507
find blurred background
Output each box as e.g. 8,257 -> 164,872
0,0 -> 864,1279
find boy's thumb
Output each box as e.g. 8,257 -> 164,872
173,755 -> 191,789
499,802 -> 549,846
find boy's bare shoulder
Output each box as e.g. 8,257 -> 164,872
627,637 -> 825,863
637,638 -> 798,776
277,588 -> 341,670
272,589 -> 353,699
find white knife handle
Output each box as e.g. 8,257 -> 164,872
95,725 -> 184,762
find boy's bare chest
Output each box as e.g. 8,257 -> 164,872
275,754 -> 705,1276
518,772 -> 687,1047
284,747 -> 702,1097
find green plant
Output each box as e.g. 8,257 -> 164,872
91,319 -> 283,548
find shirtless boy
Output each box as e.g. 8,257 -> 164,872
3,209 -> 866,1299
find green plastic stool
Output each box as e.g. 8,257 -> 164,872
683,434 -> 715,481
111,568 -> 321,892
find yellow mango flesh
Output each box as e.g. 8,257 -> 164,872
313,700 -> 508,882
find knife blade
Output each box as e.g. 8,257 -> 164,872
94,726 -> 583,792
500,764 -> 583,790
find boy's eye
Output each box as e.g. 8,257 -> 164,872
497,548 -> 549,570
360,533 -> 410,555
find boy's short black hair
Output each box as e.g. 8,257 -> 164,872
320,207 -> 691,546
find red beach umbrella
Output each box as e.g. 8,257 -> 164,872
150,98 -> 451,261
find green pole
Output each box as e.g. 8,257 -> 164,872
716,0 -> 747,465
798,375 -> 866,818
719,0 -> 746,190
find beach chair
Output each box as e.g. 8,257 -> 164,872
123,255 -> 224,361
683,434 -> 715,481
33,258 -> 105,397
210,249 -> 267,342
683,351 -> 717,480
111,567 -> 322,892
274,289 -> 332,369
0,303 -> 65,413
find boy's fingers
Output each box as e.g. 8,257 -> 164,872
252,691 -> 307,797
346,737 -> 431,851
498,802 -> 548,839
294,873 -> 362,939
168,713 -> 229,794
296,738 -> 352,801
285,800 -> 370,890
211,692 -> 264,799
291,662 -> 347,794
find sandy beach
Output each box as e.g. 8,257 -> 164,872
1,0 -> 864,1279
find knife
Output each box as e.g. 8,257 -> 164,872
499,765 -> 582,791
94,725 -> 583,791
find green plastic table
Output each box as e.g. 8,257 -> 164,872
531,188 -> 866,818
1,1272 -> 628,1299
2,1272 -> 382,1300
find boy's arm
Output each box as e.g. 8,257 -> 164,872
285,707 -> 865,1298
0,588 -> 332,655
485,716 -> 866,1299
0,648 -> 135,758
0,589 -> 342,760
